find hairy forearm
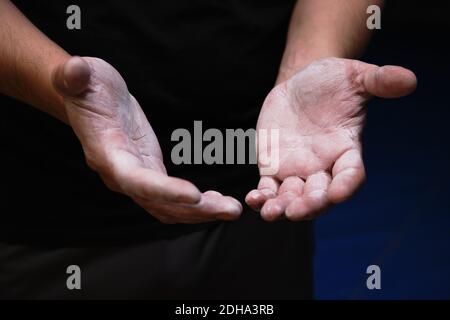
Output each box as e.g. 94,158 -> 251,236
277,0 -> 384,83
0,0 -> 70,122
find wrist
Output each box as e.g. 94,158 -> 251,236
276,40 -> 345,84
48,54 -> 79,124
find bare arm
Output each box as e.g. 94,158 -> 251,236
0,0 -> 70,122
246,0 -> 417,221
277,0 -> 383,83
0,0 -> 242,223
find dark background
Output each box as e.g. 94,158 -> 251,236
314,2 -> 450,299
1,0 -> 448,299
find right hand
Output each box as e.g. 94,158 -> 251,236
52,56 -> 242,224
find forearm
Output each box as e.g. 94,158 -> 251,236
0,0 -> 70,122
277,0 -> 383,83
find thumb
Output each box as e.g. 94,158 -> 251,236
361,63 -> 417,98
52,56 -> 91,97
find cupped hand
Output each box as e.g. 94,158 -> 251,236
52,56 -> 242,223
246,58 -> 416,221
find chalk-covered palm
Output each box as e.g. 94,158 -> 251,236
246,58 -> 416,221
52,57 -> 241,224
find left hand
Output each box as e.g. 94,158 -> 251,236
246,57 -> 417,221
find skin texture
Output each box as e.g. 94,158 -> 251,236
52,57 -> 242,224
246,58 -> 417,221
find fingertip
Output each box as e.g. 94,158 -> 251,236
328,168 -> 365,204
328,183 -> 359,204
260,200 -> 283,222
245,189 -> 261,205
230,197 -> 243,212
366,65 -> 417,98
327,188 -> 350,204
218,198 -> 243,221
245,189 -> 270,212
225,196 -> 243,214
380,66 -> 417,97
327,177 -> 353,204
285,198 -> 306,221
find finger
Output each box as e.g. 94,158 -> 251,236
328,149 -> 365,204
191,191 -> 242,221
260,193 -> 296,222
285,171 -> 331,221
141,190 -> 242,223
359,62 -> 417,98
52,56 -> 91,96
119,167 -> 202,204
203,190 -> 243,218
278,176 -> 305,195
245,189 -> 276,212
245,176 -> 279,211
260,176 -> 304,221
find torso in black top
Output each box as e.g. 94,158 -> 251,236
0,0 -> 296,243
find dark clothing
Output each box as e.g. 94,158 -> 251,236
0,0 -> 313,298
0,218 -> 313,299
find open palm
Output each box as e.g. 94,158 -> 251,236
53,57 -> 242,224
246,58 -> 416,221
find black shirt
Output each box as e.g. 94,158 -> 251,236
0,0 -> 296,243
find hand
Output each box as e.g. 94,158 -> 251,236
246,58 -> 416,221
52,56 -> 242,224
